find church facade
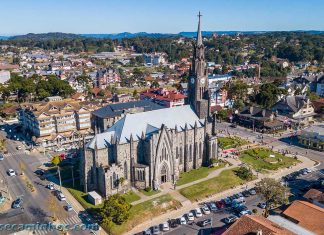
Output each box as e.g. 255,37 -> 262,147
80,14 -> 218,197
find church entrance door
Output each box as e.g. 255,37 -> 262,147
160,164 -> 168,184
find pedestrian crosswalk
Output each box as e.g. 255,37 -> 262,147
61,214 -> 83,225
31,215 -> 83,235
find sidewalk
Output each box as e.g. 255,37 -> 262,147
131,160 -> 240,206
127,155 -> 315,235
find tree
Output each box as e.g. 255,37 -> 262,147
150,80 -> 160,88
51,156 -> 62,191
234,167 -> 253,180
255,178 -> 289,218
216,109 -> 227,122
254,82 -> 287,108
227,80 -> 249,100
233,99 -> 245,109
100,194 -> 131,225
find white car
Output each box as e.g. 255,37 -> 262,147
194,208 -> 203,217
187,212 -> 195,221
0,154 -> 4,161
161,222 -> 169,231
57,192 -> 66,201
46,183 -> 55,190
202,205 -> 210,214
249,189 -> 257,195
239,210 -> 252,217
7,169 -> 16,176
179,216 -> 186,225
306,168 -> 312,173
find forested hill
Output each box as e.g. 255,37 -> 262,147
9,32 -> 83,40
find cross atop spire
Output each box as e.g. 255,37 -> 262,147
197,11 -> 203,46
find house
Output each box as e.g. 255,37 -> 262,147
234,106 -> 285,133
282,200 -> 324,235
312,98 -> 324,114
71,92 -> 87,102
144,53 -> 166,66
272,95 -> 315,126
223,215 -> 295,235
298,124 -> 324,151
140,88 -> 187,108
304,189 -> 324,208
91,87 -> 112,100
91,100 -> 164,133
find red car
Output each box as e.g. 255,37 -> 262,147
216,201 -> 225,209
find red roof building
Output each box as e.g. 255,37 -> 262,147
140,88 -> 187,108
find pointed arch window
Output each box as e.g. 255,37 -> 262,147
124,161 -> 128,179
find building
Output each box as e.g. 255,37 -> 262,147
272,95 -> 315,126
18,99 -> 92,148
0,70 -> 10,84
140,88 -> 187,108
223,215 -> 295,235
80,13 -> 218,197
94,67 -> 120,89
304,189 -> 324,208
234,106 -> 285,133
91,100 -> 164,133
316,76 -> 324,97
282,200 -> 324,235
144,53 -> 166,66
298,124 -> 324,151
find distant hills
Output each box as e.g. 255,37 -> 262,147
1,30 -> 323,40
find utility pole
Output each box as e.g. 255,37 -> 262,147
58,166 -> 62,192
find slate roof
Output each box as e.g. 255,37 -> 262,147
92,100 -> 164,119
272,95 -> 308,113
87,105 -> 203,148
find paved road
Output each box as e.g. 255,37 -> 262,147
216,122 -> 324,170
0,126 -> 93,235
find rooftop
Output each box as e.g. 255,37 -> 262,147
87,105 -> 203,148
282,200 -> 324,234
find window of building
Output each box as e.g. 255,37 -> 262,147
189,145 -> 192,162
124,161 -> 128,180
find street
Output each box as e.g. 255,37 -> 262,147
0,125 -> 93,235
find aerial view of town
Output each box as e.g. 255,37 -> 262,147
0,1 -> 323,235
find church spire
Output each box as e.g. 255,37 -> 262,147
197,11 -> 203,46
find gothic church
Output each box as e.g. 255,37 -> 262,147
80,13 -> 218,197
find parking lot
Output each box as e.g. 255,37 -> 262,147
141,168 -> 324,235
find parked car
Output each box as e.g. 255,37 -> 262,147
209,202 -> 218,212
65,204 -> 73,211
187,212 -> 195,221
161,222 -> 170,232
179,216 -> 187,225
16,146 -> 22,150
249,188 -> 257,195
223,197 -> 232,206
169,219 -> 178,228
57,192 -> 66,201
46,183 -> 55,190
0,154 -> 4,161
242,191 -> 250,197
306,168 -> 312,173
194,208 -> 203,217
143,229 -> 152,235
35,169 -> 45,176
216,201 -> 225,209
258,202 -> 266,209
202,205 -> 211,214
12,198 -> 23,209
152,226 -> 160,235
7,169 -> 16,176
199,218 -> 212,227
239,210 -> 252,217
224,215 -> 238,224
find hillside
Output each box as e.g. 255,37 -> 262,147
9,32 -> 83,40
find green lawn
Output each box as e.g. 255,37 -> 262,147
122,191 -> 141,203
218,137 -> 249,149
239,148 -> 299,172
139,189 -> 161,196
179,168 -> 253,201
176,163 -> 225,186
110,194 -> 181,235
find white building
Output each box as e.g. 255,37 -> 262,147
0,70 -> 10,84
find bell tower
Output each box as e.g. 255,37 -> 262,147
188,12 -> 210,119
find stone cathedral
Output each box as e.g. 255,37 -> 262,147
80,13 -> 218,197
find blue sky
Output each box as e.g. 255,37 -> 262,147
0,0 -> 323,35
